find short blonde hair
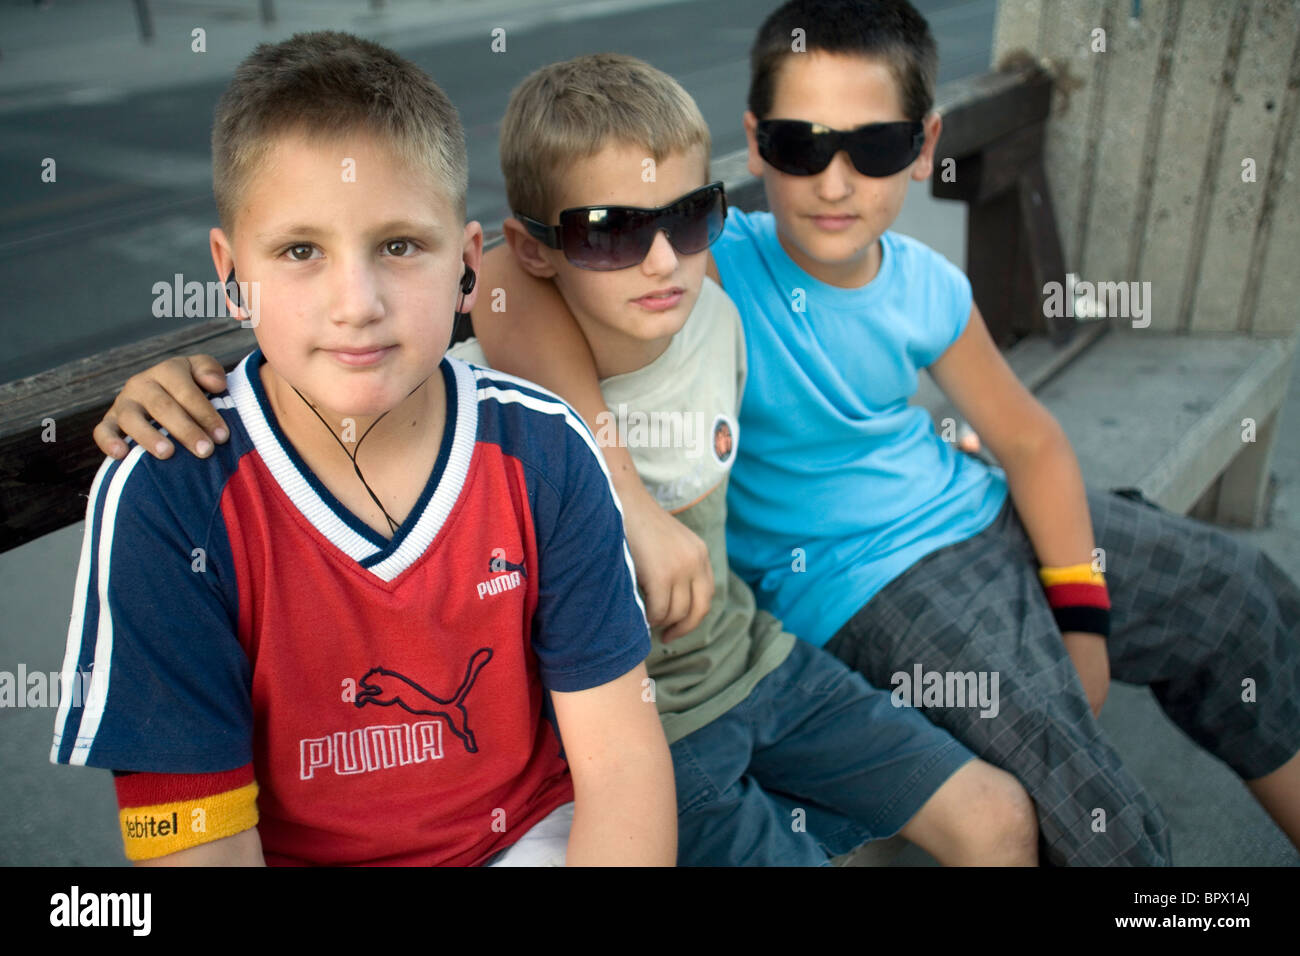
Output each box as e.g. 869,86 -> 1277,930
212,31 -> 468,235
500,53 -> 711,221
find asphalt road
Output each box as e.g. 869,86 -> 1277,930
0,0 -> 996,382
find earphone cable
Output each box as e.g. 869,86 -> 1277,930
290,385 -> 412,535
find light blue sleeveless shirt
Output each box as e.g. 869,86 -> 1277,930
713,209 -> 1009,645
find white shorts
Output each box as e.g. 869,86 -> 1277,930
485,801 -> 574,867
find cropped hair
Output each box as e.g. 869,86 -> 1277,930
500,53 -> 711,221
211,31 -> 468,234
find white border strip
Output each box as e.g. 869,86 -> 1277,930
50,456 -> 115,760
68,447 -> 146,764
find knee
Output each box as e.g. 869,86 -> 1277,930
957,765 -> 1039,866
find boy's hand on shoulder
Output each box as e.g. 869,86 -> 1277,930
1062,630 -> 1110,717
621,489 -> 714,641
94,355 -> 230,461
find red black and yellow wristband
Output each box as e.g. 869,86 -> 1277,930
1038,563 -> 1111,638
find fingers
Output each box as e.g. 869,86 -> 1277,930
658,577 -> 693,642
162,358 -> 230,448
131,379 -> 217,458
621,494 -> 715,641
660,534 -> 714,642
92,413 -> 130,460
662,564 -> 713,642
188,354 -> 229,395
640,573 -> 670,629
103,355 -> 230,460
111,398 -> 175,459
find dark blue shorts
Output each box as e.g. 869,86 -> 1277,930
670,638 -> 975,866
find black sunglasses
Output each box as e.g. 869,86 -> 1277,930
756,119 -> 925,178
515,181 -> 728,272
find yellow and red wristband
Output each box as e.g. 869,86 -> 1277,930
1038,562 -> 1111,637
112,763 -> 259,861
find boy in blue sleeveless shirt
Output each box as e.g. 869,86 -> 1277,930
713,0 -> 1300,865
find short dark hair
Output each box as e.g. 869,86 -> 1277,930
748,0 -> 938,122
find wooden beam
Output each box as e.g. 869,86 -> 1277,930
933,65 -> 1052,162
931,67 -> 1068,347
0,319 -> 255,551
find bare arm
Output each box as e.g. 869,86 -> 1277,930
134,826 -> 265,867
474,243 -> 635,488
929,303 -> 1109,715
550,662 -> 676,865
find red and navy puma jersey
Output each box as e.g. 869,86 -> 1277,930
51,350 -> 650,866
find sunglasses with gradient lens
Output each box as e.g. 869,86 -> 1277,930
756,119 -> 925,178
515,181 -> 727,272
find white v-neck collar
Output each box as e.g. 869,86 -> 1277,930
225,351 -> 479,583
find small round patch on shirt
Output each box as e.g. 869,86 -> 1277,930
711,413 -> 737,467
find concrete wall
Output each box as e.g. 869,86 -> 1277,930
993,0 -> 1300,334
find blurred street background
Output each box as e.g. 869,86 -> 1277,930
0,0 -> 994,382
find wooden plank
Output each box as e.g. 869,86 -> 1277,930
974,122 -> 1045,203
965,187 -> 1022,345
0,320 -> 256,551
0,321 -> 254,438
933,66 -> 1052,161
934,121 -> 1066,344
1018,159 -> 1069,340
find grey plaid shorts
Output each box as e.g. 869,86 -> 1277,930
825,486 -> 1300,866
